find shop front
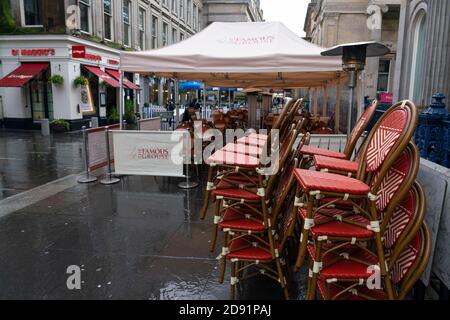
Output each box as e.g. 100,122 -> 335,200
0,35 -> 139,131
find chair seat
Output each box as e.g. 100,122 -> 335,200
319,249 -> 378,280
212,181 -> 260,201
227,236 -> 275,261
236,136 -> 267,147
298,207 -> 354,223
301,145 -> 347,160
307,243 -> 359,262
314,155 -> 359,175
322,198 -> 353,208
222,174 -> 259,184
298,208 -> 372,239
311,215 -> 374,239
221,143 -> 262,157
318,280 -> 386,300
294,169 -> 370,195
219,208 -> 266,232
207,150 -> 259,168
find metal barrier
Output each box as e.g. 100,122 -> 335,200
138,117 -> 162,131
77,123 -> 121,184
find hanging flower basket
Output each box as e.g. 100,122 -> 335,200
48,75 -> 64,86
73,76 -> 89,88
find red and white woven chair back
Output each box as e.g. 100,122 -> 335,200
364,107 -> 409,173
345,100 -> 378,156
382,188 -> 416,250
372,146 -> 415,213
389,231 -> 421,284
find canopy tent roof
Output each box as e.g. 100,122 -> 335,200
120,22 -> 343,88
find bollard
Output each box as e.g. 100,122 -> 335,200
91,117 -> 99,128
41,119 -> 50,136
78,126 -> 98,183
100,128 -> 120,185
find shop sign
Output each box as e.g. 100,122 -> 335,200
84,53 -> 102,62
108,59 -> 119,66
11,48 -> 55,56
72,46 -> 86,58
71,47 -> 102,62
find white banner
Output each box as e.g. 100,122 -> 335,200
112,130 -> 186,177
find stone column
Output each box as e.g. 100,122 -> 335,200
420,0 -> 450,107
365,4 -> 389,99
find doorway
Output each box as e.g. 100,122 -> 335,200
29,67 -> 53,122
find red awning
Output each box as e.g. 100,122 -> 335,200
106,69 -> 140,90
0,63 -> 49,87
83,66 -> 120,88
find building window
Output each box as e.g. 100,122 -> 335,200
152,16 -> 158,49
122,0 -> 131,47
79,0 -> 91,33
162,22 -> 169,46
377,59 -> 391,92
163,0 -> 168,8
138,8 -> 146,50
103,0 -> 113,41
409,11 -> 427,104
187,0 -> 192,25
180,0 -> 184,19
172,28 -> 177,44
180,32 -> 185,41
22,0 -> 42,26
172,0 -> 177,14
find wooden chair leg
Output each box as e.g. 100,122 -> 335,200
210,200 -> 222,252
275,258 -> 289,300
200,166 -> 214,220
306,241 -> 322,300
230,261 -> 236,300
295,196 -> 314,271
218,232 -> 229,284
295,220 -> 308,270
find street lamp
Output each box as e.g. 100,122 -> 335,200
321,41 -> 389,138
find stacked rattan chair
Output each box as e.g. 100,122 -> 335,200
290,100 -> 431,300
199,99 -> 310,299
200,99 -> 302,221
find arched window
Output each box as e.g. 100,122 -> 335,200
409,10 -> 426,102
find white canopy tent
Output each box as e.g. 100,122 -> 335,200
119,21 -> 345,128
120,21 -> 342,88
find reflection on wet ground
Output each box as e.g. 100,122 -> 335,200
0,130 -> 84,200
0,130 -> 307,299
0,173 -> 307,299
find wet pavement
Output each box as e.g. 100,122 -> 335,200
0,130 -> 307,299
0,129 -> 84,200
0,174 -> 307,300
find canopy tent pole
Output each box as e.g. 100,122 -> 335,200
335,76 -> 342,133
203,87 -> 206,119
323,83 -> 329,117
119,71 -> 124,130
313,88 -> 318,115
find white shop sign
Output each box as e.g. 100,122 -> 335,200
112,130 -> 187,177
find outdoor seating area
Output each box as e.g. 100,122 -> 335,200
199,98 -> 431,300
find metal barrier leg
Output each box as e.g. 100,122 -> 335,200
78,126 -> 98,183
178,161 -> 199,189
100,128 -> 120,185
